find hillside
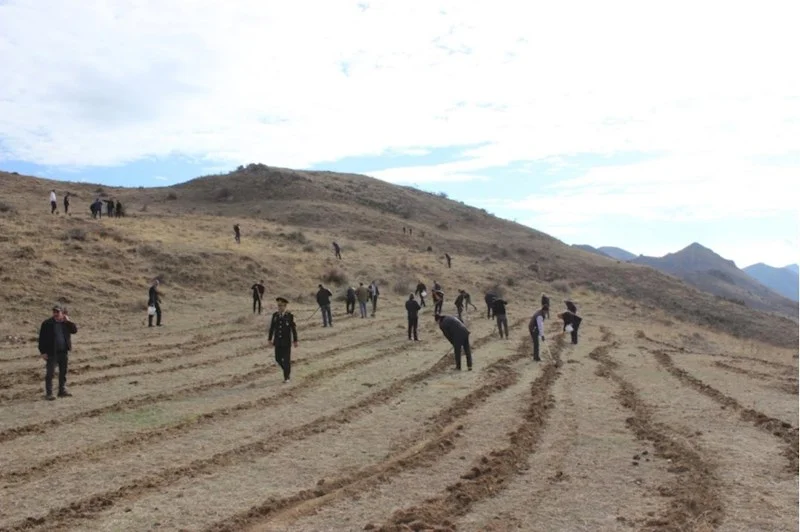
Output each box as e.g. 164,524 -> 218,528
744,263 -> 799,302
630,243 -> 798,316
598,246 -> 637,262
0,167 -> 798,349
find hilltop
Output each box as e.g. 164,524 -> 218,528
744,263 -> 799,302
0,166 -> 797,348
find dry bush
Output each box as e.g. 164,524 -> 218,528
393,278 -> 415,296
216,187 -> 232,200
506,276 -> 517,287
634,330 -> 647,339
0,201 -> 16,213
166,191 -> 178,201
282,231 -> 308,244
302,244 -> 315,253
64,228 -> 87,241
437,221 -> 449,230
552,280 -> 570,293
321,268 -> 348,286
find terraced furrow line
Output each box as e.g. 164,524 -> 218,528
0,314 -> 398,403
713,361 -> 799,395
202,337 -> 532,531
0,331 -> 392,445
590,341 -> 724,532
653,349 -> 799,473
371,335 -> 565,532
5,325 -> 508,532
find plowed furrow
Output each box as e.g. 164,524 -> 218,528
201,338 -> 531,531
653,349 -> 799,473
371,335 -> 564,531
4,327 -> 506,532
589,341 -> 724,531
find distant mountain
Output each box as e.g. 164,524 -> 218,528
597,246 -> 637,262
743,263 -> 799,302
630,243 -> 797,316
572,244 -> 612,258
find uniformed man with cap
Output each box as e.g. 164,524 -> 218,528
268,297 -> 299,383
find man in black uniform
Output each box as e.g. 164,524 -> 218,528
492,296 -> 509,339
405,294 -> 421,341
251,280 -> 265,314
415,281 -> 427,307
38,304 -> 78,400
485,292 -> 497,319
268,297 -> 299,383
148,280 -> 162,327
435,314 -> 473,371
316,284 -> 333,327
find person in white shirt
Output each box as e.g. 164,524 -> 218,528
49,190 -> 58,214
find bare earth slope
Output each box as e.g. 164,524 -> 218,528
0,168 -> 797,531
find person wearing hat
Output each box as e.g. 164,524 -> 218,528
268,297 -> 299,383
528,302 -> 549,362
148,279 -> 162,327
434,314 -> 473,371
38,304 -> 78,400
316,284 -> 333,327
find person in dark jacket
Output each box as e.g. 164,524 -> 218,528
148,280 -> 162,327
454,290 -> 476,321
405,294 -> 421,341
106,199 -> 115,217
445,253 -> 451,268
38,304 -> 78,400
233,224 -> 241,244
435,314 -> 472,371
332,241 -> 342,260
415,281 -> 427,307
345,286 -> 356,315
251,280 -> 265,314
268,297 -> 299,383
432,288 -> 445,316
485,292 -> 497,319
541,293 -> 551,319
316,284 -> 333,327
565,300 -> 577,314
558,310 -> 582,345
369,280 -> 380,317
528,303 -> 549,362
63,193 -> 70,216
115,200 -> 123,217
492,297 -> 509,338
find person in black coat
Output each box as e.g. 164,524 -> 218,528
345,286 -> 356,315
415,281 -> 427,307
435,314 -> 472,371
405,294 -> 421,341
484,292 -> 496,319
148,280 -> 162,327
558,308 -> 582,345
38,304 -> 78,399
251,280 -> 265,314
268,297 -> 299,383
492,297 -> 509,339
316,284 -> 333,327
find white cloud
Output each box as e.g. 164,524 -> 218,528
154,176 -> 168,181
0,0 -> 797,179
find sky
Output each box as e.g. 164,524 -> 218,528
1,0 -> 798,268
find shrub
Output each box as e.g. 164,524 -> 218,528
552,280 -> 570,293
166,191 -> 178,201
506,277 -> 516,287
216,187 -> 232,200
286,231 -> 308,244
437,191 -> 448,199
393,279 -> 413,295
321,268 -> 348,286
0,201 -> 15,213
437,221 -> 449,230
65,228 -> 87,241
302,244 -> 315,253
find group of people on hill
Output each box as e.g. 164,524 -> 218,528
47,189 -> 124,218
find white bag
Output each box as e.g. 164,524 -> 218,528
565,324 -> 574,333
421,290 -> 427,297
147,305 -> 157,316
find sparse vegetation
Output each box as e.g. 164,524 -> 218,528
437,221 -> 449,230
321,268 -> 348,286
552,280 -> 570,293
64,228 -> 87,241
302,244 -> 315,253
166,191 -> 178,201
0,201 -> 16,214
284,231 -> 308,244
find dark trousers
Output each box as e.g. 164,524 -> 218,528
456,305 -> 464,321
335,250 -> 341,259
434,300 -> 443,315
148,302 -> 162,326
371,295 -> 378,315
487,305 -> 493,319
321,305 -> 332,326
359,301 -> 367,318
64,202 -> 69,215
496,314 -> 509,338
45,351 -> 68,395
419,294 -> 426,307
408,316 -> 419,340
253,296 -> 262,314
346,299 -> 355,315
235,234 -> 240,244
453,335 -> 473,369
50,201 -> 57,214
530,327 -> 541,360
275,344 -> 291,380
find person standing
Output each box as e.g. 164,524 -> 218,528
49,190 -> 58,214
528,303 -> 549,362
268,297 -> 299,383
445,253 -> 451,268
332,241 -> 342,260
492,297 -> 509,339
63,192 -> 70,216
233,224 -> 241,244
541,293 -> 551,319
434,314 -> 473,371
106,199 -> 115,217
345,286 -> 356,315
115,200 -> 123,217
148,280 -> 162,327
251,280 -> 265,314
405,294 -> 421,341
369,280 -> 380,317
415,281 -> 428,307
38,304 -> 78,400
356,283 -> 370,318
484,292 -> 497,319
316,284 -> 333,327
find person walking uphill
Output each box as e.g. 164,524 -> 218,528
432,288 -> 445,316
492,296 -> 509,339
316,284 -> 334,327
345,286 -> 356,315
369,280 -> 380,317
406,294 -> 421,341
356,283 -> 370,318
148,280 -> 163,327
251,280 -> 265,314
63,192 -> 70,216
528,303 -> 549,362
435,314 -> 473,371
332,241 -> 342,260
49,190 -> 58,214
485,292 -> 497,319
233,224 -> 241,244
268,297 -> 299,383
415,281 -> 428,307
445,253 -> 452,268
38,304 -> 78,400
